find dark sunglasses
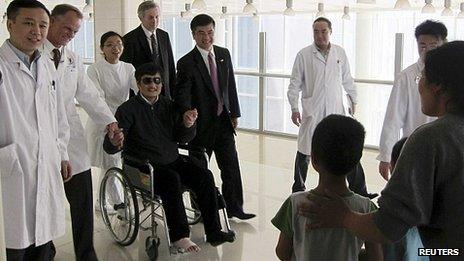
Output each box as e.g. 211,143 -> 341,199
141,76 -> 162,85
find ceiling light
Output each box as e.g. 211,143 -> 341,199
316,3 -> 325,17
421,0 -> 435,13
243,0 -> 257,14
181,3 -> 192,19
252,12 -> 259,21
82,0 -> 93,14
441,0 -> 453,16
284,0 -> 295,16
342,6 -> 350,20
394,0 -> 411,10
220,6 -> 227,19
191,0 -> 207,11
458,2 -> 464,18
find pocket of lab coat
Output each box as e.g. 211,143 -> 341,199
301,96 -> 315,118
0,143 -> 23,178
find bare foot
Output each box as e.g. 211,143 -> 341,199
173,237 -> 200,253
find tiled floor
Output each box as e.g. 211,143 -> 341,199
54,110 -> 388,260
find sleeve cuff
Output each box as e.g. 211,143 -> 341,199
373,207 -> 410,242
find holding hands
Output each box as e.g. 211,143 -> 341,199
107,122 -> 124,150
183,108 -> 198,128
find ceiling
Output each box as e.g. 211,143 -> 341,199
159,0 -> 464,15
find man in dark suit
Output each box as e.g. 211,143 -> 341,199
174,14 -> 255,220
120,0 -> 175,99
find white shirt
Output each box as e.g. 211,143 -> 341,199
377,60 -> 435,162
141,24 -> 157,54
41,39 -> 116,175
196,45 -> 216,75
0,41 -> 69,248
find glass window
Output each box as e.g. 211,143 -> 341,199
71,20 -> 94,62
264,77 -> 298,135
232,16 -> 259,71
236,75 -> 259,130
355,83 -> 392,147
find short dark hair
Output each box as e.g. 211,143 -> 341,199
190,14 -> 215,32
391,137 -> 408,166
135,63 -> 164,82
424,41 -> 464,114
415,20 -> 447,41
100,31 -> 123,48
313,17 -> 332,30
51,4 -> 83,19
7,0 -> 50,20
311,115 -> 365,176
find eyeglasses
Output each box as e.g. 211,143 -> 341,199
103,43 -> 123,49
415,73 -> 422,84
141,76 -> 162,85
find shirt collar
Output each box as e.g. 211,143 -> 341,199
43,39 -> 63,58
6,39 -> 41,67
138,92 -> 158,105
196,45 -> 215,59
141,24 -> 156,38
315,43 -> 331,55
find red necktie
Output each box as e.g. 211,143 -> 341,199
208,52 -> 223,116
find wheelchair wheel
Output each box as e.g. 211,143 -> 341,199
182,189 -> 202,225
99,167 -> 139,246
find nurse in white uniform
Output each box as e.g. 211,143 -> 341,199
85,31 -> 137,206
86,31 -> 137,171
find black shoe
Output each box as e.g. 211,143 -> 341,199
366,193 -> 379,199
206,230 -> 236,246
227,211 -> 256,220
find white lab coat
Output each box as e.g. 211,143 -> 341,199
85,59 -> 137,169
0,41 -> 69,248
287,43 -> 356,155
377,61 -> 435,162
41,40 -> 116,176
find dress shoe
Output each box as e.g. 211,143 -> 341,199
227,211 -> 256,220
206,230 -> 236,246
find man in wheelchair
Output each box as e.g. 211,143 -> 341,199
103,63 -> 235,253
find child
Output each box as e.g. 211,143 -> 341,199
272,114 -> 382,261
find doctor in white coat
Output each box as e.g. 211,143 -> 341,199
0,1 -> 70,259
288,17 -> 371,196
42,4 -> 117,261
377,20 -> 447,181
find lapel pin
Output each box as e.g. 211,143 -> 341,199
220,59 -> 224,62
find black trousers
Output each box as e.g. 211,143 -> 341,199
154,157 -> 221,242
51,170 -> 98,261
292,151 -> 369,196
194,114 -> 245,214
6,241 -> 54,261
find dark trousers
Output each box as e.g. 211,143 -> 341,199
154,157 -> 221,242
52,170 -> 98,261
6,241 -> 54,261
291,151 -> 369,196
195,114 -> 244,214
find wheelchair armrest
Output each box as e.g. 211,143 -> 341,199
122,153 -> 150,168
177,143 -> 206,154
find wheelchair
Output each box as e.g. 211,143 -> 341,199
97,144 -> 233,260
